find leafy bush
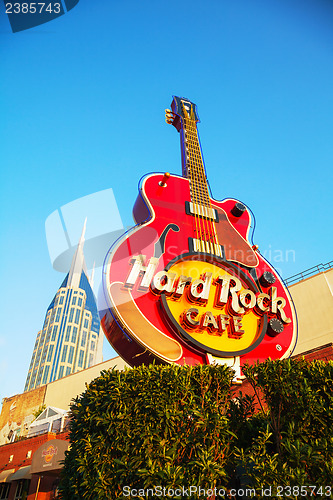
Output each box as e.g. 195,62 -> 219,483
236,359 -> 333,492
59,359 -> 333,499
59,363 -> 234,499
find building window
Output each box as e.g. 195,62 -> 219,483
78,350 -> 84,368
42,365 -> 50,385
41,348 -> 47,364
35,351 -> 41,364
55,308 -> 62,323
58,365 -> 64,379
78,297 -> 83,307
74,309 -> 81,325
51,325 -> 58,342
45,328 -> 51,342
65,325 -> 71,342
66,366 -> 71,376
59,295 -> 64,305
14,480 -> 30,500
68,308 -> 74,322
81,331 -> 87,347
61,345 -> 68,363
50,309 -> 56,322
84,318 -> 89,329
90,341 -> 96,351
89,353 -> 94,367
68,346 -> 75,364
29,354 -> 35,370
47,345 -> 54,363
71,326 -> 78,343
36,366 -> 43,386
72,296 -> 77,305
0,483 -> 10,499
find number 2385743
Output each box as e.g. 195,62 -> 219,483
5,3 -> 61,14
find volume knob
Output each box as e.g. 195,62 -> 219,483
267,318 -> 284,337
259,271 -> 276,287
231,202 -> 246,217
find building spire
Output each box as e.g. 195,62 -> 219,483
67,218 -> 88,288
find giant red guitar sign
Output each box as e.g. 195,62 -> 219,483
100,96 -> 297,380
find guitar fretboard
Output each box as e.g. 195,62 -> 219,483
182,117 -> 211,208
180,105 -> 220,254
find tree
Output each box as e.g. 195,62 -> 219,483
60,363 -> 235,499
235,359 -> 333,492
59,359 -> 333,500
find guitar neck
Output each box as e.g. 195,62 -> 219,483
167,96 -> 221,255
180,115 -> 211,208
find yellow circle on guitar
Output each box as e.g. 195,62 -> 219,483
161,259 -> 266,357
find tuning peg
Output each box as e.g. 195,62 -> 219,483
165,108 -> 175,124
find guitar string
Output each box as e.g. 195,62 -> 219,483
185,112 -> 207,252
185,111 -> 220,254
184,118 -> 200,251
197,126 -> 215,252
190,118 -> 210,252
184,110 -> 206,251
193,118 -> 220,254
196,129 -> 220,254
186,116 -> 204,251
182,104 -> 201,250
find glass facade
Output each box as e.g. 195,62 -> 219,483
24,238 -> 103,392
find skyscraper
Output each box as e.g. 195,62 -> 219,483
24,221 -> 103,392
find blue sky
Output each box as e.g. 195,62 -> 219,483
1,0 -> 333,403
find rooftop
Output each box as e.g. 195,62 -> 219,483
285,260 -> 333,287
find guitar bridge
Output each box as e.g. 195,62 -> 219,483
189,237 -> 224,258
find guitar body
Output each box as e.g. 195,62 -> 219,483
101,172 -> 296,370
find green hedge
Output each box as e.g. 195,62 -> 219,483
238,358 -> 333,488
59,359 -> 333,499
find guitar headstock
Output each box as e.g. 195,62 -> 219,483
165,96 -> 200,132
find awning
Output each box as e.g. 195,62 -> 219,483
31,439 -> 70,475
8,466 -> 31,481
0,469 -> 15,483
